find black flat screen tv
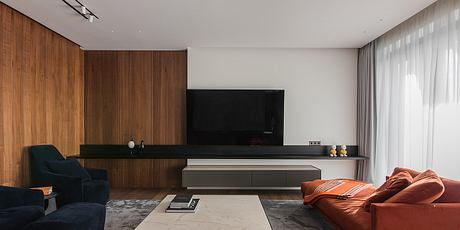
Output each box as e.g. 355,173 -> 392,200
187,89 -> 284,145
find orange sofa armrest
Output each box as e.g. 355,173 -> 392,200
371,203 -> 460,230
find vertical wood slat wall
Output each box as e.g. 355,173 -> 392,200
0,3 -> 84,186
83,51 -> 187,188
1,2 -> 188,188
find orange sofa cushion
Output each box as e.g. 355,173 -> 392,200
391,167 -> 460,203
371,203 -> 460,230
436,178 -> 460,203
385,169 -> 444,204
364,171 -> 412,210
315,197 -> 371,230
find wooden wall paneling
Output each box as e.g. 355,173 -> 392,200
0,4 -> 7,185
1,4 -> 12,186
84,51 -> 120,144
81,158 -> 184,188
0,3 -> 84,186
153,51 -> 187,145
117,51 -> 155,143
83,51 -> 187,188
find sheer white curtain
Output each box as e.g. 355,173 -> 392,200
375,0 -> 460,185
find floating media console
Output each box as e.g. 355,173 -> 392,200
182,165 -> 321,189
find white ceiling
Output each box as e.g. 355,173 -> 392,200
3,0 -> 437,50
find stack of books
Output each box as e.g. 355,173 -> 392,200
30,186 -> 53,196
166,194 -> 199,213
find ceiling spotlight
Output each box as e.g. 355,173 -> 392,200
62,0 -> 100,22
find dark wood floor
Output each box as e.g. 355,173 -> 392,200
110,188 -> 303,200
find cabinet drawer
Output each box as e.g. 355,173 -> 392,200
252,171 -> 286,187
182,171 -> 251,187
286,170 -> 321,187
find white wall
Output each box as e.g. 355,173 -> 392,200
187,47 -> 359,180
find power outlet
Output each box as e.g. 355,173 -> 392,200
308,140 -> 321,146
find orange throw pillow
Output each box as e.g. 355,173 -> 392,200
391,167 -> 460,203
391,167 -> 421,178
364,171 -> 413,211
385,169 -> 445,204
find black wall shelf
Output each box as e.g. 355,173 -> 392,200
74,144 -> 367,160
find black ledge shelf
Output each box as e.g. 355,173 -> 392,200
73,144 -> 368,160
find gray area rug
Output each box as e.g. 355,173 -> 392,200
261,200 -> 334,230
105,199 -> 333,230
105,200 -> 159,230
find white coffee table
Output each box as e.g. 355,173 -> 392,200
135,195 -> 272,230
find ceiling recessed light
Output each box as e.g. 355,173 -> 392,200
379,18 -> 383,22
138,30 -> 142,33
111,30 -> 115,33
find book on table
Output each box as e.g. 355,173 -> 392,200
170,194 -> 193,208
166,198 -> 200,213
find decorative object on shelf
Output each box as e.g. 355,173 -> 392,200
340,145 -> 348,157
139,139 -> 145,155
128,138 -> 135,156
329,145 -> 337,157
62,0 -> 100,23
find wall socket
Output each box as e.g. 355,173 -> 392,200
308,140 -> 321,145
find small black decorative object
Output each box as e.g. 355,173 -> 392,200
139,140 -> 145,155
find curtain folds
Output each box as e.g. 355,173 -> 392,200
374,0 -> 460,185
357,42 -> 376,183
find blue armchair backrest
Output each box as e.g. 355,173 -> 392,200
29,145 -> 65,186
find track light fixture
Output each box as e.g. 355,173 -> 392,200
62,0 -> 99,23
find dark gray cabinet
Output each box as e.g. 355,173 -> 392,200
182,165 -> 321,188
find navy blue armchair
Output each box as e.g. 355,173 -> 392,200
0,186 -> 45,229
0,186 -> 106,230
29,145 -> 109,207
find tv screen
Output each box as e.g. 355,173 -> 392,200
187,89 -> 284,145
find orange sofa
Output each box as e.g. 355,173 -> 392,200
301,168 -> 460,230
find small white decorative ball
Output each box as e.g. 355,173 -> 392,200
331,145 -> 337,150
341,145 -> 347,150
128,140 -> 135,149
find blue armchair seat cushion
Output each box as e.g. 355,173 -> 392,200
0,206 -> 44,230
23,202 -> 106,230
83,180 -> 110,204
46,158 -> 91,182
